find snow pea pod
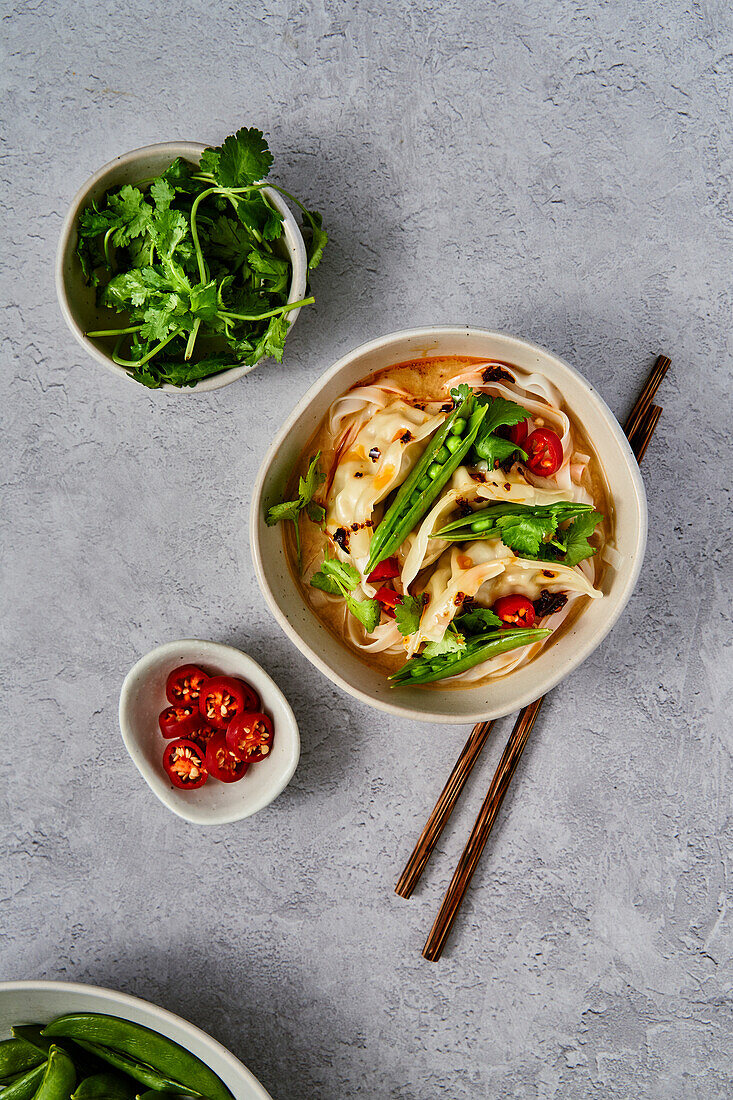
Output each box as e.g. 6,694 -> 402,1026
33,1048 -> 76,1100
434,501 -> 595,542
71,1073 -> 137,1098
0,1060 -> 47,1100
43,1016 -> 231,1100
9,1027 -> 51,1056
390,628 -> 551,685
0,1039 -> 44,1082
64,1043 -> 195,1097
366,394 -> 488,572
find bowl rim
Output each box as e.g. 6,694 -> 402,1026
249,325 -> 648,723
0,978 -> 273,1099
118,638 -> 300,824
55,140 -> 308,394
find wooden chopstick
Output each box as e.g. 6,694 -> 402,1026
420,395 -> 664,960
395,721 -> 494,898
395,359 -> 669,905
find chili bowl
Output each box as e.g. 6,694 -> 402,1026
119,639 -> 300,825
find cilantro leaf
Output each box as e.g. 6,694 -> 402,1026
394,594 -> 425,637
455,608 -> 502,633
495,510 -> 557,557
423,630 -> 466,659
152,209 -> 188,258
106,185 -> 153,246
215,127 -> 273,188
266,453 -> 325,529
248,314 -> 289,365
450,383 -> 474,407
345,592 -> 380,632
559,511 -> 602,567
198,148 -> 220,178
475,436 -> 528,468
150,178 -> 175,211
472,397 -> 531,466
189,280 -> 218,321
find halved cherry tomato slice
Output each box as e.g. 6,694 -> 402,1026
367,557 -> 400,583
198,676 -> 253,728
524,428 -> 563,477
159,704 -> 203,739
226,712 -> 274,763
165,665 -> 209,707
375,586 -> 403,619
508,418 -> 530,446
493,594 -> 537,628
205,732 -> 248,783
162,738 -> 208,789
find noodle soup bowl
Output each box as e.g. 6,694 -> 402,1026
251,326 -> 647,723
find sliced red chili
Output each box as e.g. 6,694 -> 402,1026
508,418 -> 530,446
190,722 -> 219,750
205,732 -> 248,783
198,676 -> 249,728
367,556 -> 400,583
493,594 -> 537,628
158,705 -> 203,740
375,586 -> 403,619
165,665 -> 209,707
226,712 -> 275,763
162,739 -> 208,789
525,428 -> 563,477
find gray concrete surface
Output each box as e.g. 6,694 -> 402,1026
2,1 -> 732,1096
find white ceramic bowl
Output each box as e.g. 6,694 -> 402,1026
0,979 -> 272,1099
56,141 -> 308,393
119,640 -> 299,825
250,326 -> 647,724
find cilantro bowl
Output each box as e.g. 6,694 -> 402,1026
55,140 -> 309,392
250,326 -> 648,724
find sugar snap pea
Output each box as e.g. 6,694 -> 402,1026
10,1026 -> 51,1056
0,1039 -> 44,1082
43,1017 -> 231,1100
65,1043 -> 196,1097
71,1072 -> 137,1098
366,392 -> 488,572
33,1047 -> 76,1100
390,627 -> 551,685
0,1059 -> 48,1100
433,501 -> 595,542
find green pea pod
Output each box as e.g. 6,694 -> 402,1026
434,501 -> 595,542
33,1048 -> 76,1100
72,1073 -> 137,1098
10,1027 -> 52,1056
390,627 -> 551,685
366,394 -> 488,572
0,1039 -> 44,1082
42,1018 -> 231,1100
0,1060 -> 48,1100
66,1042 -> 197,1097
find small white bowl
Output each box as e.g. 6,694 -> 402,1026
0,979 -> 272,1100
250,326 -> 648,725
56,141 -> 308,393
119,640 -> 299,825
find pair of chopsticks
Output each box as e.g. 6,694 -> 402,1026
396,354 -> 671,960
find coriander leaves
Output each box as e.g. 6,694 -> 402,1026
76,126 -> 326,388
310,556 -> 380,633
394,594 -> 425,637
266,453 -> 325,568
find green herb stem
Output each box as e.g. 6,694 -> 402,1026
219,295 -> 314,322
112,326 -> 186,368
86,325 -> 143,338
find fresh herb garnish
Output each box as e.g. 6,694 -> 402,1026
423,625 -> 466,659
310,555 -> 380,632
77,127 -> 327,387
434,501 -> 601,563
266,453 -> 325,568
455,607 -> 503,634
551,510 -> 603,567
472,396 -> 530,468
394,594 -> 426,637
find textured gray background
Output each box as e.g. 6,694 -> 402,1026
2,1 -> 732,1097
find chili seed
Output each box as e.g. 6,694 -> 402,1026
451,417 -> 466,436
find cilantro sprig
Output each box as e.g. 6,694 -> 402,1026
266,453 -> 325,569
472,396 -> 531,468
76,127 -> 327,388
434,501 -> 602,565
310,556 -> 380,633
